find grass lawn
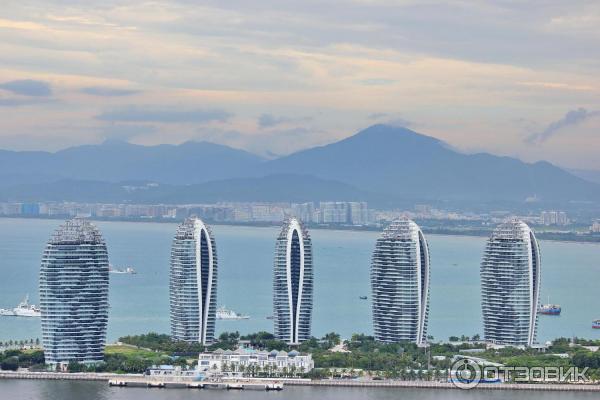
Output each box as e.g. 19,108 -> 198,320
105,344 -> 165,358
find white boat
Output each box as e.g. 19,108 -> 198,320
12,294 -> 41,317
216,306 -> 249,320
109,265 -> 137,274
0,308 -> 15,316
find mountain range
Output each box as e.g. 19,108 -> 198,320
1,124 -> 599,207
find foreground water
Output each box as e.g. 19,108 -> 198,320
1,380 -> 599,400
0,218 -> 599,343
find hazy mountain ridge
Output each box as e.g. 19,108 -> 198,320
262,125 -> 600,202
0,140 -> 264,185
0,124 -> 599,204
0,175 -> 366,204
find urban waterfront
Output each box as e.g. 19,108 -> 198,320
2,379 -> 600,400
1,217 -> 600,343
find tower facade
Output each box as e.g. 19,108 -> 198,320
371,218 -> 430,345
39,219 -> 109,365
481,219 -> 541,347
170,218 -> 218,344
273,218 -> 313,345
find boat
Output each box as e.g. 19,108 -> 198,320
539,296 -> 561,315
593,320 -> 600,329
109,265 -> 137,274
359,296 -> 368,300
266,315 -> 274,320
216,306 -> 249,320
11,294 -> 41,317
0,308 -> 15,316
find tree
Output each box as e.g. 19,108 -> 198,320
68,360 -> 86,373
0,357 -> 19,371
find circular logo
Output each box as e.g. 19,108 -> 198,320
450,358 -> 481,389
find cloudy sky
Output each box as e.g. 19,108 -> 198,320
0,1 -> 599,168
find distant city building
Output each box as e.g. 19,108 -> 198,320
348,202 -> 369,225
319,201 -> 370,225
39,219 -> 109,366
371,218 -> 430,345
540,211 -> 568,226
20,203 -> 40,216
414,204 -> 432,215
170,218 -> 218,344
291,202 -> 315,223
273,218 -> 313,345
198,348 -> 314,375
591,220 -> 600,233
319,201 -> 348,224
481,219 -> 541,347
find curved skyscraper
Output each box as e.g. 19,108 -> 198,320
170,218 -> 218,344
39,219 -> 109,366
371,218 -> 430,345
273,218 -> 313,345
480,219 -> 540,347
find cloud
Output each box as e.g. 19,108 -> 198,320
99,124 -> 158,141
258,114 -> 292,128
0,79 -> 52,96
359,78 -> 396,86
0,97 -> 55,107
368,112 -> 389,120
525,108 -> 600,144
258,113 -> 312,128
81,86 -> 141,96
96,107 -> 233,123
367,112 -> 412,128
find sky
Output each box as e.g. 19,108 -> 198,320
0,1 -> 599,168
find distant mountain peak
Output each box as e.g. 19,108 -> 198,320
356,124 -> 440,140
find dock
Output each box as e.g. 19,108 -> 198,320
108,377 -> 283,391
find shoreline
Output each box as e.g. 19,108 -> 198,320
1,216 -> 599,245
2,371 -> 600,392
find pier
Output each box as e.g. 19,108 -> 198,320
108,377 -> 284,391
3,371 -> 600,392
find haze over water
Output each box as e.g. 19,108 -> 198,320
1,218 -> 599,343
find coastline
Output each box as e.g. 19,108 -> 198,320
1,216 -> 599,245
2,371 -> 600,392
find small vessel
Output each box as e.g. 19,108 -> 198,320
359,296 -> 368,300
266,315 -> 274,320
12,294 -> 41,317
593,320 -> 600,329
539,296 -> 561,315
0,308 -> 15,316
109,265 -> 137,274
216,306 -> 249,320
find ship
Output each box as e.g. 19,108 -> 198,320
359,296 -> 368,300
109,265 -> 137,274
0,308 -> 14,316
216,306 -> 249,320
539,296 -> 561,315
0,295 -> 41,317
593,320 -> 600,329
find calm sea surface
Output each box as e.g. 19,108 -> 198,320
1,380 -> 599,400
0,218 -> 599,343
